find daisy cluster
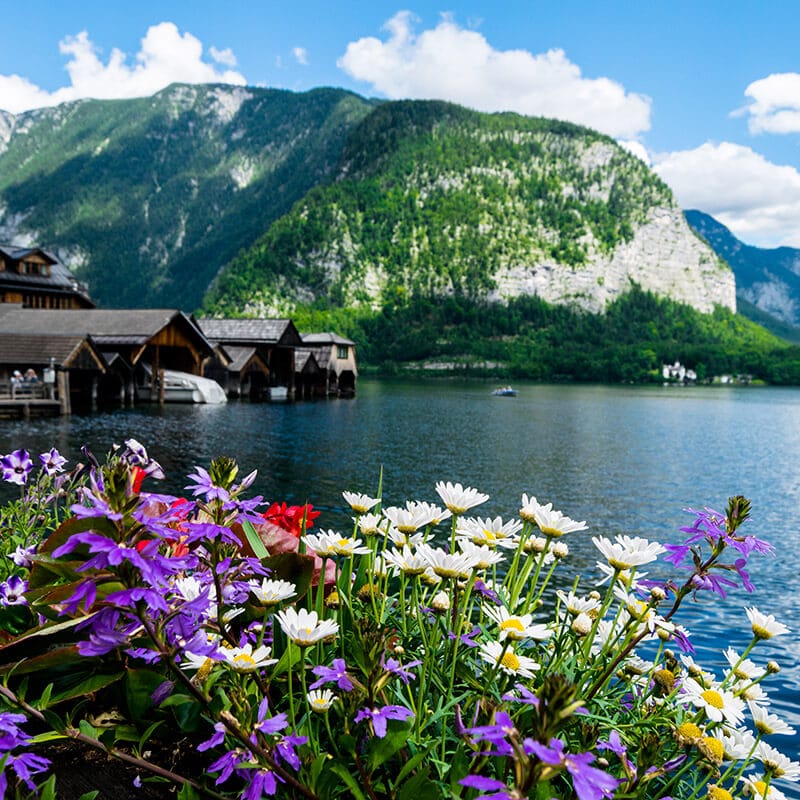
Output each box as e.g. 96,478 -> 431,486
0,448 -> 792,800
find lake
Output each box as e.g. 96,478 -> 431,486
2,378 -> 799,765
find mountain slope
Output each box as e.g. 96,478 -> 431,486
685,209 -> 800,330
0,84 -> 374,309
204,100 -> 735,317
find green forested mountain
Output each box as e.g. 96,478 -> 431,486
203,100 -> 734,318
0,84 -> 374,309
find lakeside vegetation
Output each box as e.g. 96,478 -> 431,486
291,286 -> 800,385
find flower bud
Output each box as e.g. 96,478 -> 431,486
650,586 -> 666,601
431,591 -> 450,612
767,660 -> 780,674
572,612 -> 593,636
552,542 -> 569,559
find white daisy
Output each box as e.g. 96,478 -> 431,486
405,500 -> 451,527
735,680 -> 770,706
307,688 -> 336,713
357,512 -> 383,537
749,703 -> 797,736
741,775 -> 788,800
724,647 -> 767,681
276,607 -> 340,646
679,677 -> 746,725
532,503 -> 588,538
342,491 -> 380,514
383,545 -> 428,576
248,578 -> 297,606
417,543 -> 480,580
435,481 -> 489,515
519,493 -> 547,524
556,589 -> 601,617
221,643 -> 277,672
382,506 -> 424,534
484,606 -> 551,642
479,640 -> 540,678
745,607 -> 791,640
387,527 -> 425,549
755,741 -> 800,780
456,516 -> 522,549
592,534 -> 665,569
457,540 -> 506,569
713,728 -> 757,761
304,530 -> 370,557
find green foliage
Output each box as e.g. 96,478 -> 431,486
0,84 -> 375,310
288,285 -> 800,385
202,101 -> 673,315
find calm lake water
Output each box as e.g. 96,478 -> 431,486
2,378 -> 799,764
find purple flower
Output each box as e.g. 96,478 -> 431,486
459,775 -> 516,800
186,466 -> 230,502
273,733 -> 306,771
464,711 -> 517,757
383,657 -> 422,683
9,545 -> 35,568
690,571 -> 737,598
206,747 -> 248,785
448,625 -> 481,648
310,658 -> 354,692
0,575 -> 28,607
198,722 -> 227,752
501,684 -> 540,707
39,448 -> 67,476
0,449 -> 32,485
354,705 -> 414,738
243,768 -> 279,799
0,713 -> 51,791
474,579 -> 502,605
525,738 -> 620,800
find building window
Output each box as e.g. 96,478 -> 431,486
336,345 -> 349,360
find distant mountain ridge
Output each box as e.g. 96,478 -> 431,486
685,209 -> 800,330
0,84 -> 734,318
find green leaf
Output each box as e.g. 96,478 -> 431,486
77,792 -> 100,800
124,668 -> 165,720
241,519 -> 269,559
177,782 -> 201,800
367,719 -> 413,771
39,773 -> 57,800
328,762 -> 369,800
398,771 -> 440,800
139,720 -> 164,750
78,719 -> 99,739
392,743 -> 436,789
48,671 -> 123,706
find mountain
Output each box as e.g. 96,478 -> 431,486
204,100 -> 735,318
0,84 -> 374,309
685,209 -> 800,332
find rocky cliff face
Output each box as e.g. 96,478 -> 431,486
492,207 -> 736,313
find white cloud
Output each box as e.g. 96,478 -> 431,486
210,46 -> 238,68
738,72 -> 800,134
0,22 -> 246,114
292,47 -> 309,66
337,11 -> 651,139
617,139 -> 650,165
654,141 -> 800,247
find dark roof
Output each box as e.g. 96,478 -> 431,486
301,332 -> 355,346
223,346 -> 268,374
294,348 -> 320,373
0,245 -> 94,305
0,333 -> 105,369
197,318 -> 303,347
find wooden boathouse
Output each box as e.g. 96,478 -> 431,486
0,306 -> 215,412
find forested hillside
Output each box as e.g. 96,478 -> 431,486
0,84 -> 374,309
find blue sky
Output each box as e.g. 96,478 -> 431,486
2,1 -> 800,247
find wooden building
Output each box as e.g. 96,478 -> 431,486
198,318 -> 302,400
300,332 -> 358,396
0,306 -> 215,409
0,246 -> 94,309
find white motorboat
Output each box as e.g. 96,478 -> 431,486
139,368 -> 227,404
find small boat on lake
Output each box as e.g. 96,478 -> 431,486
137,367 -> 227,405
491,386 -> 518,397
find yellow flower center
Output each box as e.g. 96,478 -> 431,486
483,530 -> 496,541
654,668 -> 676,690
707,786 -> 733,800
608,558 -> 633,570
677,721 -> 702,739
752,624 -> 772,640
701,689 -> 725,709
312,699 -> 328,708
753,781 -> 769,798
539,525 -> 563,538
234,653 -> 256,668
397,524 -> 417,534
500,650 -> 521,671
702,737 -> 724,761
500,619 -> 525,632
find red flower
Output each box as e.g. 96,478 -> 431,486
131,466 -> 146,493
263,502 -> 320,538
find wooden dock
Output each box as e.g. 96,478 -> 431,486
0,383 -> 62,418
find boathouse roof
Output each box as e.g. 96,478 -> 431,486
300,332 -> 355,346
0,246 -> 94,308
197,318 -> 303,348
0,332 -> 106,370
